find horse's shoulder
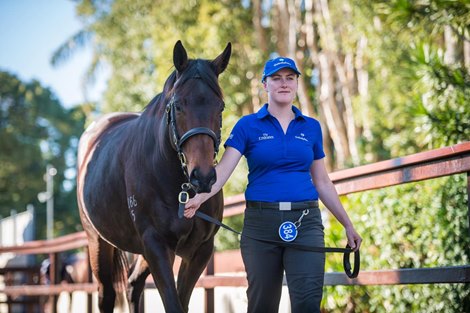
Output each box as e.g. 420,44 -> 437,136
78,112 -> 140,166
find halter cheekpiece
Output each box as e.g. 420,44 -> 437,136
166,95 -> 220,178
166,94 -> 221,218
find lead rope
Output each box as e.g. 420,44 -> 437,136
186,209 -> 360,279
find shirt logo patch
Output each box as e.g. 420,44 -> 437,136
258,133 -> 274,141
295,133 -> 309,142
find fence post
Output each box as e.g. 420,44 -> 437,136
205,254 -> 215,313
467,172 -> 470,237
86,247 -> 93,313
49,252 -> 59,313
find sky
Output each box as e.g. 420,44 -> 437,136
0,0 -> 106,108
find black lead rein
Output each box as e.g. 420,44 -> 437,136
189,209 -> 360,279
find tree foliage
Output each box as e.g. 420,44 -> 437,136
323,174 -> 470,312
320,1 -> 470,311
33,0 -> 470,311
54,0 -> 470,312
0,71 -> 89,237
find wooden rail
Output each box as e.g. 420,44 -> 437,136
1,141 -> 469,311
0,231 -> 88,255
219,141 -> 470,286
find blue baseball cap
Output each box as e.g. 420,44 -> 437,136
261,57 -> 301,82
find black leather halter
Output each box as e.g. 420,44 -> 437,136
166,95 -> 220,180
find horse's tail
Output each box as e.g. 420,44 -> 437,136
113,249 -> 129,293
112,250 -> 129,311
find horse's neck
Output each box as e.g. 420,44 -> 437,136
151,116 -> 181,169
136,96 -> 185,176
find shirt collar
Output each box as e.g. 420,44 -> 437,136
256,103 -> 306,120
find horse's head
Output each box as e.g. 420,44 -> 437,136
166,41 -> 231,193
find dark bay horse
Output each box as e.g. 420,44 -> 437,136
77,41 -> 231,313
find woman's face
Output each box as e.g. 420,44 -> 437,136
263,68 -> 298,106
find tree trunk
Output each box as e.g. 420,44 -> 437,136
355,35 -> 372,143
304,0 -> 333,166
311,0 -> 352,168
250,0 -> 268,114
273,0 -> 289,56
444,25 -> 458,65
252,0 -> 268,53
333,52 -> 360,166
464,40 -> 470,72
286,0 -> 313,116
318,53 -> 348,167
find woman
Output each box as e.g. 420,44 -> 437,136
184,57 -> 362,313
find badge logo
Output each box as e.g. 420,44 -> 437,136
279,221 -> 298,242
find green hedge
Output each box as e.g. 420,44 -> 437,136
322,174 -> 470,312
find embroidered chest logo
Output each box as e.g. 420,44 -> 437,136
258,133 -> 275,141
295,133 -> 309,142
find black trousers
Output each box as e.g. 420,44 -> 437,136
241,207 -> 325,313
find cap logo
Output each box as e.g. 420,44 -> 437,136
273,61 -> 291,66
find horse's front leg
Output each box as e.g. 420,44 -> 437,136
177,238 -> 215,311
141,229 -> 182,313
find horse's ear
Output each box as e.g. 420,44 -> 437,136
173,40 -> 189,73
211,42 -> 231,75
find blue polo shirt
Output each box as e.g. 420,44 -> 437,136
225,103 -> 325,202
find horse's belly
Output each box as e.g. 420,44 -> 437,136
79,138 -> 144,254
84,202 -> 143,254
82,181 -> 144,253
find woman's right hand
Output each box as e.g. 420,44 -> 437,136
184,194 -> 205,218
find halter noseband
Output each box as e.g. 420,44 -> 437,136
166,95 -> 221,181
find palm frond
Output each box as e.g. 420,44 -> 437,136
50,30 -> 93,67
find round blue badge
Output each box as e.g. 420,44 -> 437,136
278,221 -> 298,242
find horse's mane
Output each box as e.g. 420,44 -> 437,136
126,59 -> 223,171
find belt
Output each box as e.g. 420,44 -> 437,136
246,200 -> 319,211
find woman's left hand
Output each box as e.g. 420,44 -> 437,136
345,226 -> 362,251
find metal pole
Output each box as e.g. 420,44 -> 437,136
11,209 -> 17,245
0,214 -> 2,245
46,165 -> 55,240
39,165 -> 57,240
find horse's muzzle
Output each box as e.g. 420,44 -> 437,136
189,167 -> 217,193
